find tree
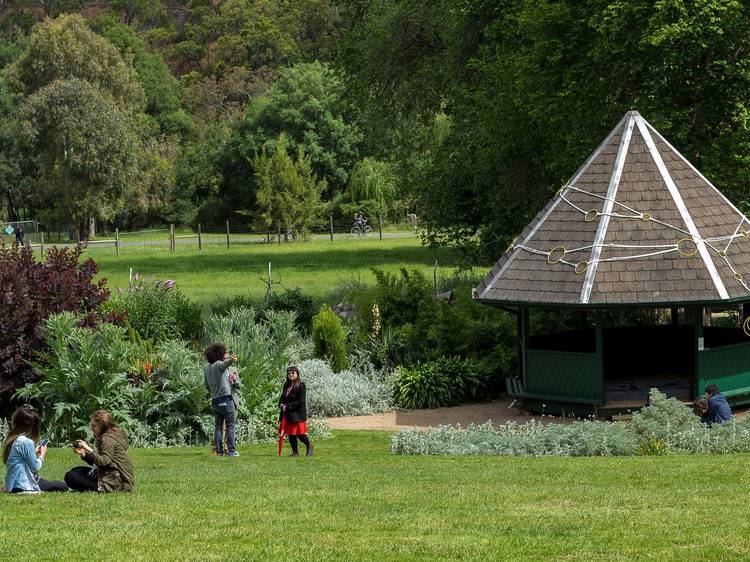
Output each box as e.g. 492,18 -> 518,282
230,61 -> 361,198
339,0 -> 750,261
108,0 -> 165,27
20,78 -> 141,238
8,13 -> 145,110
96,21 -> 195,137
254,135 -> 325,239
346,158 -> 398,219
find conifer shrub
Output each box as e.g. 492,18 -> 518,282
312,305 -> 349,371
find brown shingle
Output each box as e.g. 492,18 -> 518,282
476,112 -> 750,306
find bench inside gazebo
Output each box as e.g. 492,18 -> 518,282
476,111 -> 750,415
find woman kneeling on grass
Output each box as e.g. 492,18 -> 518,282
278,366 -> 313,457
65,411 -> 134,493
3,407 -> 67,493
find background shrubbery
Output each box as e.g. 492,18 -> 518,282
391,390 -> 750,457
15,303 -> 327,447
0,245 -> 111,412
336,268 -> 515,406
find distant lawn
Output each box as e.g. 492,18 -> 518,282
2,431 -> 749,561
85,236 -> 467,303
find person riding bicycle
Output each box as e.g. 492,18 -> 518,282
354,212 -> 366,230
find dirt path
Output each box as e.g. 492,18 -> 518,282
325,400 -> 749,431
324,399 -> 543,431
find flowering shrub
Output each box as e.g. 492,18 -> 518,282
103,274 -> 201,342
391,389 -> 750,457
299,358 -> 392,417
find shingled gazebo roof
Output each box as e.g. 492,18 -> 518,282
475,111 -> 750,307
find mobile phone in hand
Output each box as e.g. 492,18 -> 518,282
39,438 -> 49,447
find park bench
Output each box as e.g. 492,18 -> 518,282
505,376 -> 603,406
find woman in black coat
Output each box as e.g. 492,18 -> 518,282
278,366 -> 313,457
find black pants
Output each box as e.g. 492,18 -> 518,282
11,478 -> 68,493
288,434 -> 312,453
64,466 -> 98,492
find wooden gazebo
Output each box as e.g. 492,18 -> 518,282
474,111 -> 750,415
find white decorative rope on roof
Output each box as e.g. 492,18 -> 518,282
490,111 -> 750,301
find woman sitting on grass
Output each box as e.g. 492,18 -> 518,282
65,410 -> 134,493
3,407 -> 67,493
278,366 -> 313,457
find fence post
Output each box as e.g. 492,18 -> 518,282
198,224 -> 202,251
329,215 -> 334,242
170,224 -> 175,252
40,231 -> 44,255
226,220 -> 230,248
115,228 -> 120,256
378,213 -> 383,240
433,260 -> 438,297
277,224 -> 281,245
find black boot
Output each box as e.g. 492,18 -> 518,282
289,435 -> 299,457
299,434 -> 313,456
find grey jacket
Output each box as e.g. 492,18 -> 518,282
204,358 -> 241,402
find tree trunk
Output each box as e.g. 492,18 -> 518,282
78,218 -> 89,241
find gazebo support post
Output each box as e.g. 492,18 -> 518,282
671,307 -> 679,326
595,311 -> 604,407
693,306 -> 704,400
518,306 -> 529,385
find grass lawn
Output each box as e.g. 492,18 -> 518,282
2,431 -> 750,561
86,236 -> 467,303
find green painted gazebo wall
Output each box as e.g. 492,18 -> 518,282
698,341 -> 750,401
525,350 -> 604,402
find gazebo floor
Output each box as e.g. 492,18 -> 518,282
603,375 -> 692,411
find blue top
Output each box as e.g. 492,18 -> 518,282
4,435 -> 43,493
706,393 -> 732,426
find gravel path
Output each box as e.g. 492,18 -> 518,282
324,399 -> 542,431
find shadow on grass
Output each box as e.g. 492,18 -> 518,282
92,244 -> 464,274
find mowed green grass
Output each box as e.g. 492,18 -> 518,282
2,431 -> 750,561
85,236 -> 465,303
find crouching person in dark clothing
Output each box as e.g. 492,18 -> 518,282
704,384 -> 732,426
65,411 -> 134,493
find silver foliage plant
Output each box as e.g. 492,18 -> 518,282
300,358 -> 393,417
391,389 -> 750,457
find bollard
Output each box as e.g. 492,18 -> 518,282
115,228 -> 120,256
198,224 -> 202,250
226,220 -> 230,248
